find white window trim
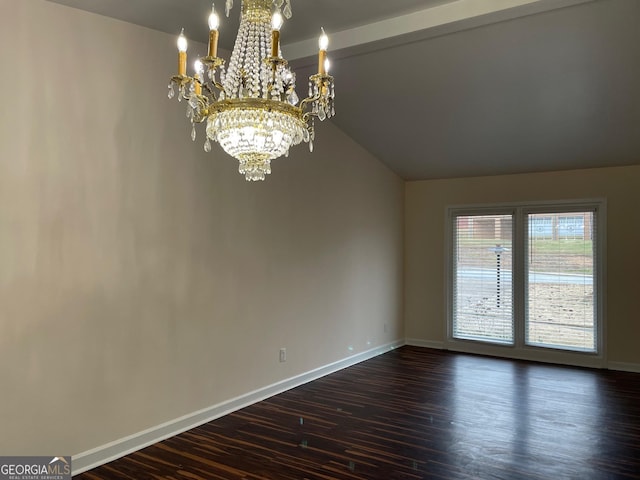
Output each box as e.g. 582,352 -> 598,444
444,199 -> 607,369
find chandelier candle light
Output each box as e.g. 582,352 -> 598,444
168,0 -> 336,181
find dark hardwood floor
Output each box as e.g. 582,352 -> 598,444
76,347 -> 640,479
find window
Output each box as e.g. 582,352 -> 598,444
526,211 -> 596,352
452,214 -> 514,344
448,201 -> 604,359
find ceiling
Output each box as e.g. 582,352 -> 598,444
46,0 -> 640,180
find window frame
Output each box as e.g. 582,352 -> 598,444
445,199 -> 606,368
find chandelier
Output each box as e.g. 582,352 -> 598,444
168,0 -> 335,181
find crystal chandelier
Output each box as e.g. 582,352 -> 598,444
168,0 -> 335,181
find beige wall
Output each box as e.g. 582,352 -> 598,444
0,1 -> 404,455
405,165 -> 640,365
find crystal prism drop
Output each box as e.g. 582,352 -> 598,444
191,125 -> 197,141
318,106 -> 326,121
225,0 -> 233,17
309,140 -> 313,152
287,90 -> 299,105
283,0 -> 292,19
204,138 -> 212,152
168,84 -> 175,99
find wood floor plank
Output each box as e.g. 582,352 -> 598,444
75,347 -> 640,479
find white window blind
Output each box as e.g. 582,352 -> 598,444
526,211 -> 597,352
452,214 -> 514,344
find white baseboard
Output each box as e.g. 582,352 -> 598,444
444,341 -> 608,369
72,340 -> 404,475
407,339 -> 640,373
405,338 -> 445,350
608,361 -> 640,373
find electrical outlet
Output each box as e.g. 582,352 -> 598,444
279,348 -> 286,363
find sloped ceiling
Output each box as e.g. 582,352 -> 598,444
46,0 -> 640,179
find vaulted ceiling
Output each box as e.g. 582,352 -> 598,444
46,0 -> 640,180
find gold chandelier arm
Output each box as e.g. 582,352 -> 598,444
202,56 -> 224,70
191,96 -> 211,124
300,72 -> 334,119
309,73 -> 334,94
193,103 -> 209,123
301,111 -> 316,124
299,94 -> 320,113
170,74 -> 192,87
200,56 -> 227,94
204,81 -> 226,96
